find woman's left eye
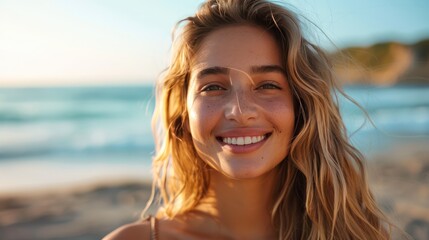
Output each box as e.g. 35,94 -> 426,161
257,82 -> 281,90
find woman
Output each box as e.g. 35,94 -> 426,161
105,0 -> 394,239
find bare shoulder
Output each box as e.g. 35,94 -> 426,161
103,221 -> 151,240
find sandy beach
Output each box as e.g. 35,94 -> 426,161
367,142 -> 429,240
0,143 -> 428,240
0,180 -> 156,240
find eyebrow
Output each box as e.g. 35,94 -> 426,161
250,65 -> 286,75
196,65 -> 286,79
196,66 -> 229,79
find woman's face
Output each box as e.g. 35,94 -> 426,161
186,25 -> 295,179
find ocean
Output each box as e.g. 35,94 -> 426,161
0,85 -> 428,193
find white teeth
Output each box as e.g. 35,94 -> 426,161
222,135 -> 266,145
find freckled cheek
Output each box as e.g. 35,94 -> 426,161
260,101 -> 295,132
260,98 -> 292,112
188,100 -> 224,138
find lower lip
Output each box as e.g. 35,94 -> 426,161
218,136 -> 269,154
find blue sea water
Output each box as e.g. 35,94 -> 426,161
339,85 -> 429,152
0,85 -> 428,165
0,86 -> 154,161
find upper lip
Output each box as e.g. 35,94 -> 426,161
216,128 -> 271,138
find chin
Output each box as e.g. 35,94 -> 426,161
219,164 -> 275,180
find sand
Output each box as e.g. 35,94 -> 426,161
367,143 -> 429,240
0,143 -> 428,240
0,180 -> 156,240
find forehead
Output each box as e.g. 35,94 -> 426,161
191,25 -> 282,73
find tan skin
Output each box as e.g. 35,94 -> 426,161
104,25 -> 294,240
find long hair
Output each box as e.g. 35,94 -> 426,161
147,0 -> 394,239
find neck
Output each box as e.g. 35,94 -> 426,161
194,167 -> 279,239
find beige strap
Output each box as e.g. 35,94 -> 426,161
150,216 -> 158,240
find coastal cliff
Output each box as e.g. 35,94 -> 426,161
331,39 -> 429,85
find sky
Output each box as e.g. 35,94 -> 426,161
0,0 -> 428,87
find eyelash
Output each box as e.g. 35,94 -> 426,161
201,84 -> 225,92
200,81 -> 282,92
257,82 -> 281,90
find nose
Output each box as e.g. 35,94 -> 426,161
224,88 -> 258,124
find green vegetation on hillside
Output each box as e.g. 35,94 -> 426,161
330,38 -> 429,85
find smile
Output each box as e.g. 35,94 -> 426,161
216,133 -> 271,154
222,135 -> 265,145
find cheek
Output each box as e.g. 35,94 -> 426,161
261,100 -> 295,134
187,100 -> 223,168
187,99 -> 222,138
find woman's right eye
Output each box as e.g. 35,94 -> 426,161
201,84 -> 225,92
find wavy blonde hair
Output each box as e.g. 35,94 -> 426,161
146,0 -> 394,239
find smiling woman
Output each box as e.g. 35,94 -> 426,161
104,0 -> 397,239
